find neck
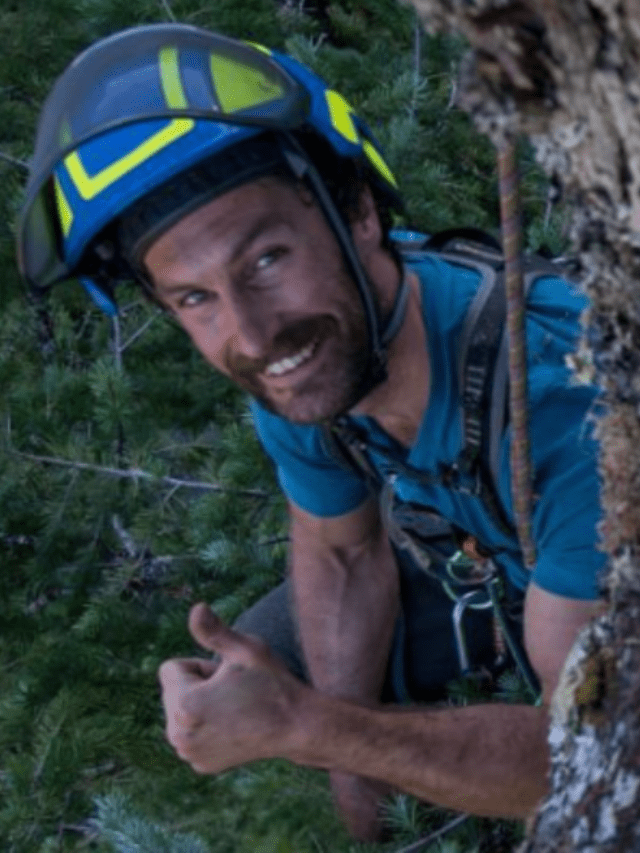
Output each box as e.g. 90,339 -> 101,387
350,270 -> 430,448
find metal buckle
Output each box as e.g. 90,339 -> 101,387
444,549 -> 496,591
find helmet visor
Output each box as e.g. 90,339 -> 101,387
18,25 -> 310,289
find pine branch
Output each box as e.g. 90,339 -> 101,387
447,60 -> 458,110
259,535 -> 289,547
112,514 -> 138,558
412,15 -> 422,116
392,814 -> 469,853
121,310 -> 162,352
58,822 -> 99,848
159,0 -> 176,21
112,315 -> 123,372
9,449 -> 269,498
0,150 -> 28,170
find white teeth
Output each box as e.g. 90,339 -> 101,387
265,341 -> 316,377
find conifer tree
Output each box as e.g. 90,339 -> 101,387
408,0 -> 640,849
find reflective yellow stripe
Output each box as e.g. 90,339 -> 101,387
63,45 -> 195,202
325,90 -> 359,144
244,41 -> 271,55
210,53 -> 284,113
53,176 -> 73,236
64,118 -> 194,201
159,45 -> 188,108
324,89 -> 397,188
363,139 -> 398,188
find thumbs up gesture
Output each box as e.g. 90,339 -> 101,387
158,603 -> 309,774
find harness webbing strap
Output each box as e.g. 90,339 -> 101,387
445,252 -> 504,469
381,266 -> 411,346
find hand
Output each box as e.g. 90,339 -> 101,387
330,771 -> 393,842
158,603 -> 307,774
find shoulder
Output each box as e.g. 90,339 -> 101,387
251,399 -> 329,462
249,400 -> 370,517
526,274 -> 589,377
406,252 -> 482,305
404,253 -> 484,370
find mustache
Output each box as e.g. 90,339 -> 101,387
227,315 -> 337,378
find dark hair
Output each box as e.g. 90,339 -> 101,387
293,129 -> 402,265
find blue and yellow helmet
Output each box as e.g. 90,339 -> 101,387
18,23 -> 404,379
18,24 -> 399,289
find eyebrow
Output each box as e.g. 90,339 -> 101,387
229,212 -> 287,265
153,212 -> 289,297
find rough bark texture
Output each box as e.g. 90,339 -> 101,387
404,1 -> 640,849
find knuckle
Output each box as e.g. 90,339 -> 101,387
158,659 -> 177,684
174,731 -> 196,757
165,726 -> 181,751
243,632 -> 272,660
165,716 -> 199,755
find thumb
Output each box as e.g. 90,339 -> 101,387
188,603 -> 260,666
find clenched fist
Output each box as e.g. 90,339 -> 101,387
158,603 -> 310,773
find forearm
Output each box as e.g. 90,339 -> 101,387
290,510 -> 399,703
292,695 -> 550,819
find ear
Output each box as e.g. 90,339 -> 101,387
349,184 -> 383,259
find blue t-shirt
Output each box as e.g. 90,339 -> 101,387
251,255 -> 605,601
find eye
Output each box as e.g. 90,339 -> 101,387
177,289 -> 211,308
255,247 -> 286,272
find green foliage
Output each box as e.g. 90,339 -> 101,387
90,790 -> 211,853
0,1 -> 557,851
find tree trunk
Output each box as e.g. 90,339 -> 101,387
405,1 -> 640,849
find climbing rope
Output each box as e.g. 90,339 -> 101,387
497,141 -> 536,569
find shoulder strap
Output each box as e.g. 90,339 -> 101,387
320,417 -> 382,494
446,249 -> 505,478
450,240 -> 563,532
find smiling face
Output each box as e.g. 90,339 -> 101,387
143,176 -> 383,424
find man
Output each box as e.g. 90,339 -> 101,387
18,23 -> 605,840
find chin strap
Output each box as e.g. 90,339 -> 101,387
280,133 -> 389,385
80,276 -> 118,317
280,134 -> 412,393
381,264 -> 410,347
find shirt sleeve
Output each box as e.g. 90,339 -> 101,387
528,385 -> 606,601
250,401 -> 371,517
515,275 -> 606,600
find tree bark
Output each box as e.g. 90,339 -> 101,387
404,1 -> 640,849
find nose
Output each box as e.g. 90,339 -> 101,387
224,291 -> 272,361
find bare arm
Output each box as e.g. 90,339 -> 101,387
297,694 -> 548,817
160,584 -> 605,820
288,497 -> 400,839
287,496 -> 400,704
289,582 -> 606,818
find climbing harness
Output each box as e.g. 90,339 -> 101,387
322,218 -> 568,703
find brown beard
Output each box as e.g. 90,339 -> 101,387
225,312 -> 373,424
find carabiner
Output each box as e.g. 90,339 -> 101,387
451,588 -> 493,675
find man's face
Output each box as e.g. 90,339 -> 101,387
143,177 -> 372,423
